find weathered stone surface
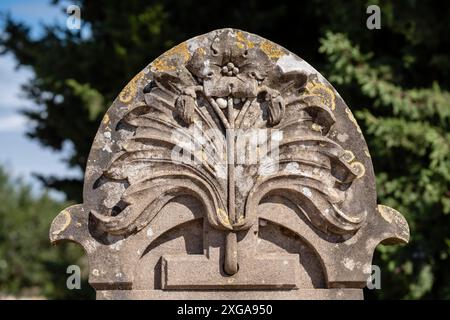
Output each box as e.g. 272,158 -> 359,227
49,29 -> 409,300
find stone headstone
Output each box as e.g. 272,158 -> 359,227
50,29 -> 409,300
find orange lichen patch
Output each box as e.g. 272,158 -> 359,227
119,70 -> 145,104
197,47 -> 206,56
172,41 -> 191,61
235,30 -> 255,50
151,41 -> 191,72
306,81 -> 336,111
151,56 -> 174,72
345,107 -> 362,134
260,40 -> 285,60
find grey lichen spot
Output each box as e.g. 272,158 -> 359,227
216,97 -> 227,108
302,187 -> 312,198
146,227 -> 154,239
337,133 -> 349,143
110,239 -> 124,251
83,239 -> 99,253
258,159 -> 278,176
102,181 -> 127,209
101,130 -> 114,153
363,263 -> 372,274
285,162 -> 301,174
276,54 -> 304,73
276,54 -> 327,83
102,144 -> 112,153
342,258 -> 355,271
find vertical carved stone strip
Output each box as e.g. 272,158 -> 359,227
224,232 -> 238,275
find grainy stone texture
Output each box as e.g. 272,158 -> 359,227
49,29 -> 409,300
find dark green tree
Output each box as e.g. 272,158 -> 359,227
1,0 -> 449,299
320,32 -> 450,299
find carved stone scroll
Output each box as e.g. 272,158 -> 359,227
49,29 -> 409,300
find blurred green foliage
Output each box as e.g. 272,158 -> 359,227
0,166 -> 94,299
0,0 -> 449,299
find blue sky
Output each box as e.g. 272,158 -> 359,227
0,0 -> 81,199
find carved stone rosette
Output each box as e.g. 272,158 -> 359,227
50,29 -> 409,300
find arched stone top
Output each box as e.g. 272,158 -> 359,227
84,28 -> 375,236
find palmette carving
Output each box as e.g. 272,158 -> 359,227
50,29 -> 409,298
90,31 -> 364,238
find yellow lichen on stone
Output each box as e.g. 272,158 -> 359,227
311,123 -> 322,132
102,113 -> 110,125
119,70 -> 144,104
377,204 -> 395,223
341,150 -> 365,178
195,149 -> 209,163
345,107 -> 362,134
51,210 -> 72,236
235,31 -> 255,50
151,41 -> 191,72
197,47 -> 206,57
236,215 -> 245,224
342,150 -> 355,163
151,56 -> 174,72
351,161 -> 366,178
377,205 -> 410,243
306,81 -> 336,111
260,40 -> 284,60
217,208 -> 232,229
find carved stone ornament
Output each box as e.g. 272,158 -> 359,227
50,29 -> 409,300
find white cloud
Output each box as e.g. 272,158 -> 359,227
0,114 -> 28,132
0,54 -> 34,110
